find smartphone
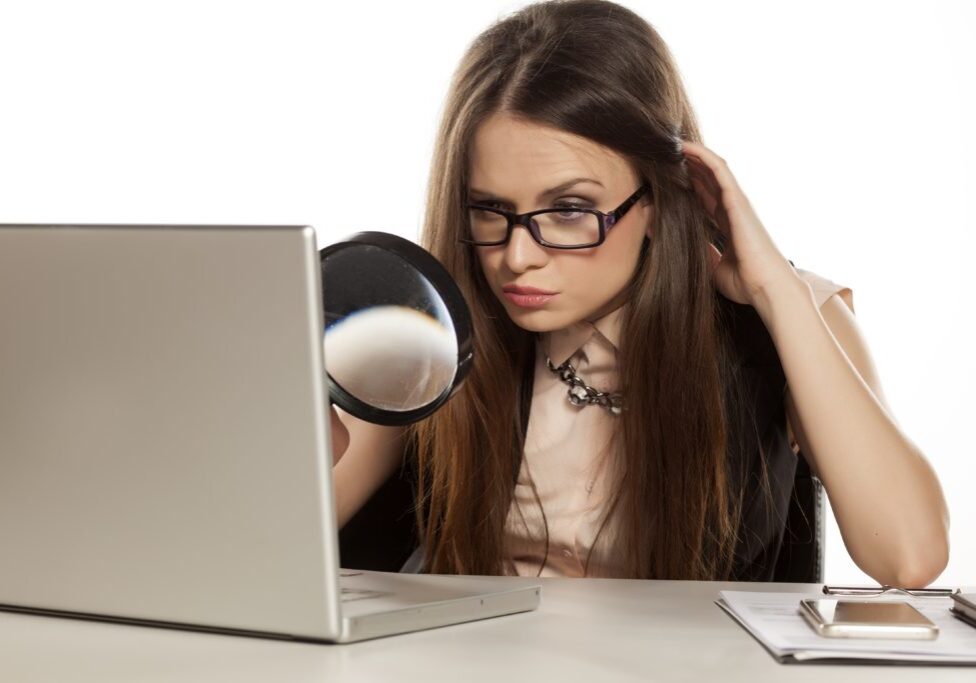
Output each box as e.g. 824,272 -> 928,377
799,599 -> 939,639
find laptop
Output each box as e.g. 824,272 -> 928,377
0,223 -> 540,643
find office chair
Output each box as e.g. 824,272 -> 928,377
772,452 -> 825,583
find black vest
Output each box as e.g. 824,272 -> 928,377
338,291 -> 823,582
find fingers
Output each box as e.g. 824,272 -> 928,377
688,165 -> 719,214
687,158 -> 721,204
686,158 -> 729,232
680,140 -> 742,197
680,140 -> 742,233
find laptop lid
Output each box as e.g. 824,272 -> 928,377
0,224 -> 343,639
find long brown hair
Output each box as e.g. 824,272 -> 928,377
409,0 -> 760,580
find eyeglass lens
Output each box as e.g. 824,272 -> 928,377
468,207 -> 600,247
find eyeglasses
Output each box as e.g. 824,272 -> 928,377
460,183 -> 651,249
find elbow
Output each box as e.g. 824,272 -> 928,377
892,506 -> 952,588
886,490 -> 951,588
890,540 -> 949,589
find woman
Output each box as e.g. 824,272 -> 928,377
331,0 -> 949,585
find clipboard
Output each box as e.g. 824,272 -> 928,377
716,589 -> 976,665
822,584 -> 957,597
951,593 -> 976,629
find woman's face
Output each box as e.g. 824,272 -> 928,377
467,112 -> 654,333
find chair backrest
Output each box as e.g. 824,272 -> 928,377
771,451 -> 825,583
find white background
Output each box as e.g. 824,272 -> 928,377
0,0 -> 972,585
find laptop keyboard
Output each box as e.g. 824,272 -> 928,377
340,587 -> 392,602
339,572 -> 393,602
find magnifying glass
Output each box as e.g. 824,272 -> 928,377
320,231 -> 474,426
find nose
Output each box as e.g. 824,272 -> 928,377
503,220 -> 549,273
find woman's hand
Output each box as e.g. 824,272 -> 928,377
329,404 -> 350,465
679,139 -> 800,308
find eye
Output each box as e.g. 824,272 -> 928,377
552,198 -> 592,218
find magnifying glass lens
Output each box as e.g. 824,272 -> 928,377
325,304 -> 457,411
321,237 -> 469,424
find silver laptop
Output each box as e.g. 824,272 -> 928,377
0,223 -> 540,643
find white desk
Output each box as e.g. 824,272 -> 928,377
1,577 -> 973,682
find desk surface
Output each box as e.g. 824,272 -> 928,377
1,577 -> 973,682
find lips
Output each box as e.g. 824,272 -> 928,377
501,283 -> 558,309
502,284 -> 557,295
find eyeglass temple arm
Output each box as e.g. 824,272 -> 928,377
607,184 -> 650,228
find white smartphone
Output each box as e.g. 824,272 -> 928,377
799,599 -> 939,640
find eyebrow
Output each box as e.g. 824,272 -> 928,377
467,177 -> 604,202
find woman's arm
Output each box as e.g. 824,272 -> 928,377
329,405 -> 408,529
756,276 -> 950,588
676,139 -> 949,588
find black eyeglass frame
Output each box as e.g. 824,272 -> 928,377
460,183 -> 651,249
